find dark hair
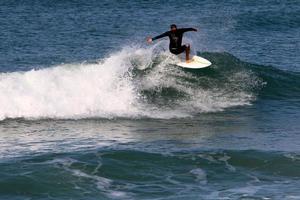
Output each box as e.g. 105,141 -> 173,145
170,24 -> 177,29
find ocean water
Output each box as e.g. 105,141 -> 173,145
0,0 -> 300,199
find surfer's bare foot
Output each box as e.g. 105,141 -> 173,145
186,59 -> 192,63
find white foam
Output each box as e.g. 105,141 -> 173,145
190,168 -> 207,185
50,157 -> 129,198
0,47 -> 143,120
0,45 -> 256,120
218,154 -> 236,172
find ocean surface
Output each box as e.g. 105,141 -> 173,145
0,0 -> 300,199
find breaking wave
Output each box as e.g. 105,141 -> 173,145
1,44 -> 297,121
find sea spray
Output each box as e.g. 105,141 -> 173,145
0,46 -> 262,121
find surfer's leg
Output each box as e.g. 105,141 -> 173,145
170,48 -> 183,55
170,46 -> 187,57
185,44 -> 190,62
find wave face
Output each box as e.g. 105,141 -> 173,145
1,45 -> 298,120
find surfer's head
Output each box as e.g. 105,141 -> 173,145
170,24 -> 177,32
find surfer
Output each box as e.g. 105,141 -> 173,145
147,24 -> 197,62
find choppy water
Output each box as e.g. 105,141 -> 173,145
0,0 -> 299,199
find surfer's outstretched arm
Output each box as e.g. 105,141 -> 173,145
180,28 -> 198,33
152,32 -> 169,40
147,32 -> 169,43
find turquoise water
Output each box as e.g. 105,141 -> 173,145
0,0 -> 300,199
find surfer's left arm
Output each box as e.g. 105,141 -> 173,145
181,28 -> 198,33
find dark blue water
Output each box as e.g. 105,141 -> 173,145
0,0 -> 299,199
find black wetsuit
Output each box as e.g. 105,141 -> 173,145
152,28 -> 197,55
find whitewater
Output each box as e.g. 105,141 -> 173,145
0,44 -> 261,121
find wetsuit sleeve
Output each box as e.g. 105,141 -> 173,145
180,28 -> 197,33
152,32 -> 169,41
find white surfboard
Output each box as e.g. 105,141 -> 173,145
176,55 -> 212,69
